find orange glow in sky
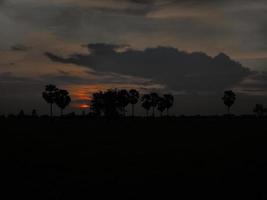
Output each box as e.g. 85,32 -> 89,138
79,104 -> 90,109
66,83 -> 164,110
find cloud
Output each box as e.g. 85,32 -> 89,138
2,0 -> 267,61
10,44 -> 31,51
239,57 -> 267,72
233,72 -> 267,96
46,43 -> 252,93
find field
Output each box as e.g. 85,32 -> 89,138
2,117 -> 267,199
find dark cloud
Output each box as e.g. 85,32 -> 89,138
123,0 -> 223,4
46,43 -> 252,93
10,44 -> 31,51
3,0 -> 266,58
240,58 -> 267,72
241,72 -> 267,87
235,72 -> 267,95
125,0 -> 156,4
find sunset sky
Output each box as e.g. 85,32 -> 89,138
1,0 -> 267,115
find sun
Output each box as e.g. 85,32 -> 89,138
79,104 -> 90,109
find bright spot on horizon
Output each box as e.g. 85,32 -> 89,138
79,104 -> 90,109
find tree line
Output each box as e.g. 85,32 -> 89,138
42,85 -> 174,118
42,84 -> 71,117
90,89 -> 174,118
40,84 -> 267,118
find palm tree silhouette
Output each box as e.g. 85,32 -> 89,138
18,109 -> 25,118
222,90 -> 236,115
129,89 -> 140,117
117,89 -> 130,116
150,92 -> 160,117
55,89 -> 71,116
42,84 -> 58,118
32,109 -> 38,117
91,91 -> 104,116
157,97 -> 167,117
104,89 -> 123,117
141,94 -> 152,117
163,94 -> 174,116
91,89 -> 124,118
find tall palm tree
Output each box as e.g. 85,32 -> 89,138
18,110 -> 25,118
141,94 -> 152,117
150,92 -> 160,117
91,89 -> 123,118
55,89 -> 71,116
104,89 -> 123,117
118,89 -> 130,116
42,84 -> 58,118
90,91 -> 104,116
163,94 -> 174,116
32,109 -> 38,117
222,90 -> 236,115
129,89 -> 140,117
157,97 -> 167,117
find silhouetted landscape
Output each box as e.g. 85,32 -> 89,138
2,0 -> 267,199
2,85 -> 267,199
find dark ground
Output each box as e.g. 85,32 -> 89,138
2,116 -> 267,199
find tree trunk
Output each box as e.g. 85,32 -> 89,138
132,104 -> 134,117
167,108 -> 169,116
50,103 -> 53,118
228,106 -> 230,115
124,107 -> 126,117
152,107 -> 155,117
61,108 -> 63,117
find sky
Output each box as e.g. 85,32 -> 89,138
0,0 -> 267,115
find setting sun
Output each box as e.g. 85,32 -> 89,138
79,104 -> 90,109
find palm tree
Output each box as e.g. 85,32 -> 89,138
222,90 -> 236,114
253,104 -> 266,117
32,109 -> 38,117
163,94 -> 174,116
42,84 -> 58,118
141,94 -> 152,117
18,109 -> 25,118
150,92 -> 160,117
55,89 -> 71,116
129,89 -> 140,117
90,91 -> 104,116
104,89 -> 123,117
91,89 -> 123,118
157,97 -> 167,117
117,89 -> 130,116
